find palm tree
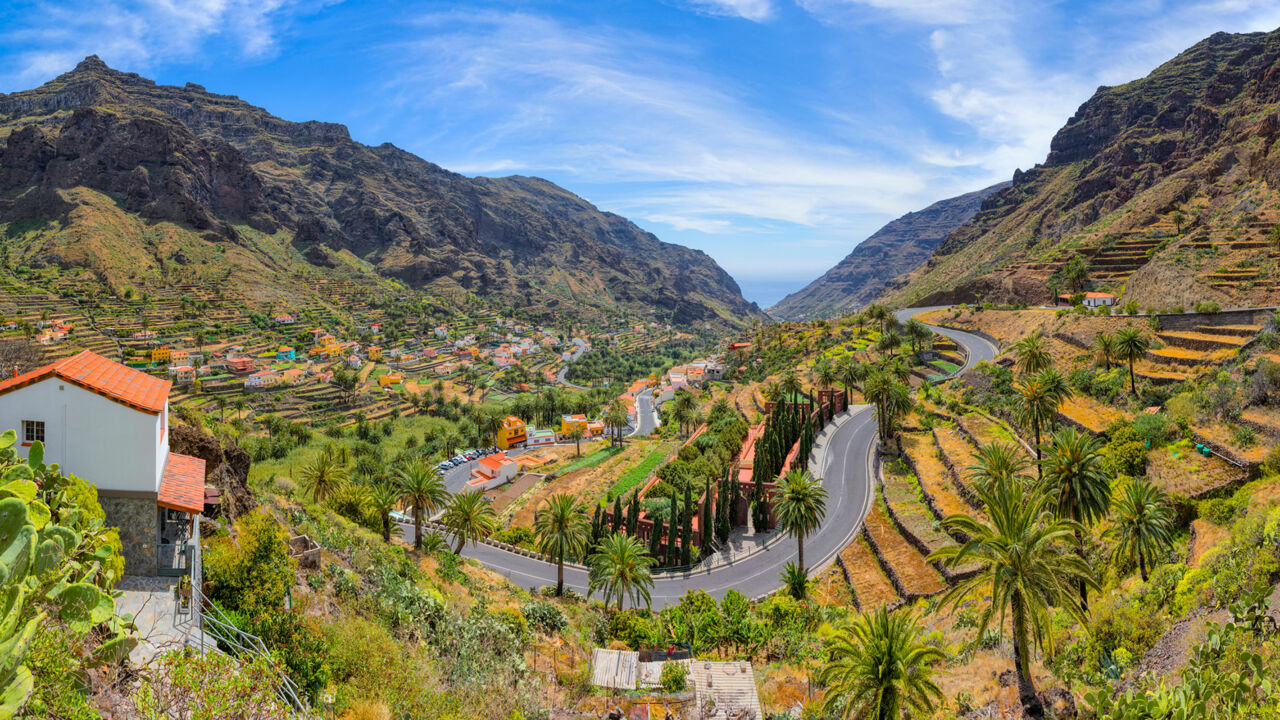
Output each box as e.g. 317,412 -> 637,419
442,490 -> 497,554
781,561 -> 808,600
398,460 -> 449,551
535,494 -> 591,596
904,319 -> 932,359
837,356 -> 865,400
1108,477 -> 1174,582
1040,426 -> 1111,609
864,372 -> 914,447
865,304 -> 890,333
930,478 -> 1096,717
775,469 -> 828,577
815,358 -> 839,393
368,481 -> 402,543
1115,328 -> 1150,396
1093,332 -> 1116,371
778,371 -> 803,403
606,399 -> 631,446
1015,375 -> 1058,478
588,532 -> 656,610
1012,331 -> 1052,375
568,425 -> 586,456
966,442 -> 1031,494
669,389 -> 699,435
817,607 -> 946,720
877,329 -> 903,358
298,452 -> 347,504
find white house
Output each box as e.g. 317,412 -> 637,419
467,452 -> 518,491
0,350 -> 205,576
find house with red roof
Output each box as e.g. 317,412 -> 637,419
468,452 -> 518,491
0,350 -> 205,576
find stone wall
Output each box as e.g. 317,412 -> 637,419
101,496 -> 157,576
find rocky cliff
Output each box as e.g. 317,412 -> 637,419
0,57 -> 759,327
882,29 -> 1280,310
768,182 -> 1007,319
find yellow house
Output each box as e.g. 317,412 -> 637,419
367,345 -> 382,361
559,413 -> 589,436
151,346 -> 171,363
497,416 -> 527,450
378,373 -> 403,387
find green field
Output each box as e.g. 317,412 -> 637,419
605,448 -> 668,502
558,445 -> 621,474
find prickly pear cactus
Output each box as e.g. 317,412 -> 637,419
0,434 -> 137,719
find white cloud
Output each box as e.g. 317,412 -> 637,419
0,0 -> 330,87
682,0 -> 775,22
798,0 -> 995,26
383,11 -> 942,238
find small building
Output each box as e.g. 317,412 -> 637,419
497,416 -> 527,450
168,365 -> 195,385
1059,291 -> 1118,308
367,345 -> 382,361
274,314 -> 295,325
468,452 -> 518,491
526,426 -> 556,448
151,346 -> 171,363
0,351 -> 205,576
560,413 -> 589,436
277,346 -> 296,361
227,357 -> 255,374
280,368 -> 306,386
378,373 -> 403,387
586,419 -> 607,437
245,370 -> 279,389
346,355 -> 362,370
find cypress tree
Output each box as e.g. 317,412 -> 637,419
590,505 -> 603,545
666,494 -> 679,566
681,486 -> 693,565
650,513 -> 664,560
700,478 -> 713,553
626,491 -> 640,536
611,494 -> 623,533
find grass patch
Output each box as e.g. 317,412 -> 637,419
605,448 -> 668,502
558,445 -> 622,474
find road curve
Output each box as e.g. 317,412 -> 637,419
398,406 -> 878,608
895,306 -> 998,373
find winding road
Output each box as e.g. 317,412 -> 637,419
396,307 -> 991,608
895,306 -> 998,373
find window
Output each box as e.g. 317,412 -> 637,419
22,420 -> 44,444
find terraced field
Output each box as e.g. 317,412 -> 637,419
864,505 -> 946,598
839,537 -> 898,610
1058,395 -> 1125,435
901,432 -> 975,521
931,426 -> 983,508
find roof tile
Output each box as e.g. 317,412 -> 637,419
0,350 -> 170,414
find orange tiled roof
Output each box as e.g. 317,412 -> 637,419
0,350 -> 170,414
479,454 -> 510,471
158,452 -> 206,514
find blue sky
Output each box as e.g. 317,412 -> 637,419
2,1 -> 1279,306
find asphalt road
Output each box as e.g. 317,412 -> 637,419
895,306 -> 998,372
555,339 -> 589,389
630,387 -> 659,436
397,406 -> 878,608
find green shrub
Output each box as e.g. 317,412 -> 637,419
660,660 -> 688,693
203,509 -> 298,616
521,601 -> 568,635
246,610 -> 332,702
1195,301 -> 1221,314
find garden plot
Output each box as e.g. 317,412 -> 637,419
880,456 -> 961,559
864,505 -> 946,598
1193,421 -> 1271,465
1057,395 -> 1126,435
956,413 -> 1032,461
811,566 -> 856,608
838,536 -> 898,610
1147,440 -> 1243,498
931,425 -> 983,502
510,440 -> 670,527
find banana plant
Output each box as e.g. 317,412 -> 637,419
0,433 -> 137,719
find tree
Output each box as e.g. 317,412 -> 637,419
865,304 -> 890,333
1015,372 -> 1065,478
680,485 -> 693,565
838,356 -> 866,400
649,512 -> 665,559
966,442 -> 1031,495
775,469 -> 828,576
814,358 -> 839,392
876,329 -> 903,358
588,532 -> 656,610
1040,426 -> 1111,609
817,607 -> 945,720
534,494 -> 591,596
568,425 -> 586,457
368,481 -> 401,543
904,319 -> 932,359
1061,254 -> 1089,292
441,490 -> 497,554
930,478 -> 1096,717
1115,328 -> 1150,396
666,490 -> 680,566
397,460 -> 448,551
864,371 -> 913,447
606,399 -> 631,446
1012,331 -> 1052,375
298,452 -> 347,505
1172,210 -> 1186,235
669,389 -> 700,436
1094,332 -> 1116,371
778,371 -> 803,404
1108,477 -> 1174,582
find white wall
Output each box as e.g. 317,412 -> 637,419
0,379 -> 165,494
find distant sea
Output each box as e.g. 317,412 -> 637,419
737,277 -> 810,309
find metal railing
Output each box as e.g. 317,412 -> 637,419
156,542 -> 193,577
193,583 -> 310,715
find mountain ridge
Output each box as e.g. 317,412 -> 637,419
0,56 -> 759,327
768,182 -> 1008,320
